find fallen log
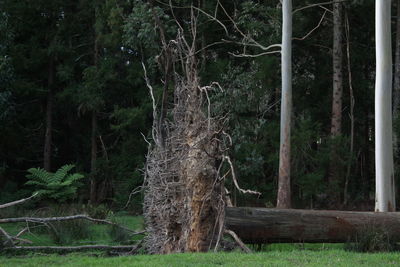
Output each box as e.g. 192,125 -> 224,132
225,207 -> 400,243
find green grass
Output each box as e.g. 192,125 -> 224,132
0,215 -> 144,246
1,250 -> 400,267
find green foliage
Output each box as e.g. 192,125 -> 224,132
25,164 -> 85,202
108,224 -> 132,244
345,225 -> 397,253
85,204 -> 113,219
48,219 -> 92,245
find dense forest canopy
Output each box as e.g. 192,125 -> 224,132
0,0 -> 396,212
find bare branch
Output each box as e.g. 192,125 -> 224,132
224,229 -> 252,253
293,10 -> 327,41
223,156 -> 261,196
142,62 -> 159,146
124,186 -> 143,209
344,10 -> 354,205
191,6 -> 229,36
318,5 -> 333,14
229,50 -> 281,58
0,193 -> 38,209
0,226 -> 15,247
292,0 -> 347,15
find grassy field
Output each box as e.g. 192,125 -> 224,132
1,250 -> 400,267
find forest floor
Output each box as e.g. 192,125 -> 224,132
1,215 -> 400,266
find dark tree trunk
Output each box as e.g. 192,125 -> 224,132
328,0 -> 344,205
226,207 -> 400,243
90,111 -> 98,204
43,58 -> 54,172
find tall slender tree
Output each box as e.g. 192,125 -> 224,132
328,0 -> 344,203
43,57 -> 54,172
277,0 -> 292,209
393,0 -> 400,152
375,0 -> 395,212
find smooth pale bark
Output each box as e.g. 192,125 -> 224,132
393,0 -> 400,152
277,0 -> 292,209
375,0 -> 395,212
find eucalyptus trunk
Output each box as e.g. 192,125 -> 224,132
393,0 -> 400,153
277,0 -> 292,209
375,0 -> 395,212
328,0 -> 343,205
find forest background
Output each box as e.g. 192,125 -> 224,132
0,0 -> 390,212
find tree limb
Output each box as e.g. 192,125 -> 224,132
293,10 -> 327,41
223,156 -> 261,196
0,193 -> 38,209
292,0 -> 347,15
224,229 -> 252,253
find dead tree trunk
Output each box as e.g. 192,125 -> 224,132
226,207 -> 400,243
143,30 -> 224,253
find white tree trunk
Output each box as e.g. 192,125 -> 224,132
375,0 -> 396,212
277,0 -> 292,209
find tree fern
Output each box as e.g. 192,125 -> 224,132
25,164 -> 84,202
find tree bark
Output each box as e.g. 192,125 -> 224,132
393,0 -> 400,154
328,0 -> 343,204
143,34 -> 224,253
277,0 -> 292,209
375,0 -> 395,212
330,0 -> 344,137
43,58 -> 54,172
226,207 -> 400,243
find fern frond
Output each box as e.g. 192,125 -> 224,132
63,173 -> 85,184
53,164 -> 75,183
26,167 -> 51,183
24,180 -> 47,187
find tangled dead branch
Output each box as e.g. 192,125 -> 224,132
142,6 -> 260,254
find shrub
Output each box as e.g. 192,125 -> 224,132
48,220 -> 92,245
